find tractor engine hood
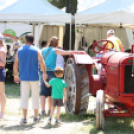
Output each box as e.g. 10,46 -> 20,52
101,51 -> 130,65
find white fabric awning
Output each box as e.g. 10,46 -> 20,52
0,0 -> 73,49
75,0 -> 134,28
0,0 -> 72,24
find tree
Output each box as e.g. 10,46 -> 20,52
48,0 -> 66,9
47,0 -> 78,50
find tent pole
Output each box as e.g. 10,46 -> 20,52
38,24 -> 39,47
83,25 -> 85,48
33,24 -> 35,35
69,21 -> 72,50
100,27 -> 102,40
133,29 -> 134,45
75,20 -> 76,50
81,24 -> 82,47
4,22 -> 6,38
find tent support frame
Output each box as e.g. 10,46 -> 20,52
69,21 -> 72,50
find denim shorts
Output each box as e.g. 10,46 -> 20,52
0,68 -> 6,82
39,71 -> 56,97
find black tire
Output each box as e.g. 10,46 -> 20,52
96,90 -> 105,129
64,58 -> 90,115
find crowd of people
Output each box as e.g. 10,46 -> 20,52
0,33 -> 79,125
0,29 -> 125,125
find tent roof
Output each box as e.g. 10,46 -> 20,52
75,0 -> 134,28
0,0 -> 72,24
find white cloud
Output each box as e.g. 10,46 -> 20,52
77,0 -> 107,12
0,0 -> 107,13
0,0 -> 17,10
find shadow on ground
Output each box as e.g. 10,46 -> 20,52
0,123 -> 35,131
1,114 -> 134,134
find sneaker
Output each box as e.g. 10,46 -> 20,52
47,118 -> 51,125
33,116 -> 43,123
55,120 -> 63,126
47,110 -> 51,115
41,111 -> 46,116
20,118 -> 27,125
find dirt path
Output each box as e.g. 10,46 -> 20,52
0,119 -> 88,134
0,97 -> 96,134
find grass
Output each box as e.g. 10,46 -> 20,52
5,82 -> 20,98
60,112 -> 95,122
1,82 -> 134,134
81,117 -> 134,134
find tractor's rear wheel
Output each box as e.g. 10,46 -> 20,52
64,58 -> 90,115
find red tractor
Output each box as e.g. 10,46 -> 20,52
64,40 -> 134,129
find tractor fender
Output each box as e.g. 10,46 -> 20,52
71,52 -> 94,65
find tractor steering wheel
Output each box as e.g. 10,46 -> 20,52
92,39 -> 114,53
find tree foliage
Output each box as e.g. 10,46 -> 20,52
48,0 -> 66,9
47,0 -> 77,15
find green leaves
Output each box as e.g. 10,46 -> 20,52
47,0 -> 66,9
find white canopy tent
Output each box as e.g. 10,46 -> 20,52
75,0 -> 134,50
76,0 -> 134,27
0,0 -> 72,48
0,0 -> 72,24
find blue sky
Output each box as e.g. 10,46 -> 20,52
0,0 -> 106,12
77,0 -> 106,12
0,0 -> 17,10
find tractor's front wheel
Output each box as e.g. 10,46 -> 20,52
96,90 -> 105,129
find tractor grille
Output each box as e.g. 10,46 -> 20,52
124,65 -> 134,93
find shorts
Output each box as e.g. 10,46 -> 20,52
39,71 -> 56,97
52,99 -> 63,107
0,68 -> 6,82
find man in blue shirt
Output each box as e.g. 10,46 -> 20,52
13,33 -> 47,125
